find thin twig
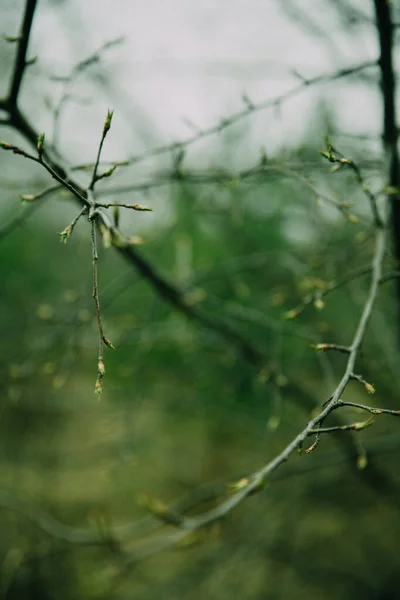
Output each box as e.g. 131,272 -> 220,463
95,202 -> 153,211
321,143 -> 382,227
90,215 -> 106,395
58,205 -> 88,243
308,416 -> 375,435
86,111 -> 116,391
285,264 -> 375,319
0,141 -> 89,205
89,109 -> 114,190
0,184 -> 61,241
51,38 -> 123,145
336,401 -> 400,417
122,60 -> 377,168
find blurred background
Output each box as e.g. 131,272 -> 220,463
1,1 -> 400,598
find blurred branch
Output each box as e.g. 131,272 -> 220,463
50,38 -> 124,145
2,192 -> 387,565
122,60 -> 377,168
100,162 -> 357,220
374,0 -> 400,342
7,0 -> 37,108
117,197 -> 391,563
0,183 -> 61,241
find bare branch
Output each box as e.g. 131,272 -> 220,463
374,0 -> 400,340
308,416 -> 375,435
90,214 -> 107,395
7,0 -> 37,108
123,60 -> 377,168
95,202 -> 153,211
336,401 -> 400,418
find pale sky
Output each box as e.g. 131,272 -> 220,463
11,0 -> 383,170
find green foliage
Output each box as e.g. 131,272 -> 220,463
1,121 -> 399,598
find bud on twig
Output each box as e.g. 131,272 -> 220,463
37,133 -> 45,158
58,226 -> 72,243
103,109 -> 114,135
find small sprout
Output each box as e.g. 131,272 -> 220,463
20,194 -> 36,202
37,133 -> 45,158
138,494 -> 182,525
100,225 -> 112,249
1,141 -> 24,155
365,382 -> 376,394
58,225 -> 72,243
228,477 -> 250,493
95,377 -> 103,396
314,298 -> 325,310
282,308 -> 299,320
319,149 -> 336,163
101,164 -> 119,178
353,416 -> 374,431
103,337 -> 115,350
98,360 -> 105,376
310,343 -> 329,352
103,109 -> 114,134
3,35 -> 21,43
305,439 -> 319,454
330,164 -> 342,173
315,196 -> 323,207
357,454 -> 368,470
132,204 -> 153,212
347,214 -> 360,224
